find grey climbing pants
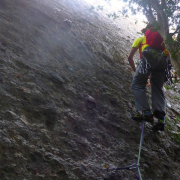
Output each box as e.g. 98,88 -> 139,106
131,64 -> 166,114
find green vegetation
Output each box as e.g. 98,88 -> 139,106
173,95 -> 180,100
164,85 -> 176,91
166,116 -> 180,144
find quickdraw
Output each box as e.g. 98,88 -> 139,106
165,57 -> 173,85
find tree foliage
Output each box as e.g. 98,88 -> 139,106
123,0 -> 180,39
91,0 -> 180,75
122,0 -> 180,76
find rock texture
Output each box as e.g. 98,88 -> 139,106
0,0 -> 180,179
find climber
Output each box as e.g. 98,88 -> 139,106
127,23 -> 168,131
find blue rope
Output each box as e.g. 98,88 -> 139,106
136,120 -> 145,180
106,116 -> 146,180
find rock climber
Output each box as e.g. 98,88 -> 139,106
127,23 -> 169,131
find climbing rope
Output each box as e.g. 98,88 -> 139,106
136,120 -> 145,180
105,114 -> 146,180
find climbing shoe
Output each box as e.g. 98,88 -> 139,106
153,119 -> 165,131
131,110 -> 154,123
153,122 -> 165,131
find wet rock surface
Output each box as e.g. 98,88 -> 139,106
0,0 -> 180,179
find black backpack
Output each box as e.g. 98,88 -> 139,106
140,47 -> 168,72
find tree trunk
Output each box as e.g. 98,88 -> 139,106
141,1 -> 180,77
171,55 -> 180,77
165,36 -> 180,77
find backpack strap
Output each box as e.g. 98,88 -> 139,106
139,37 -> 145,58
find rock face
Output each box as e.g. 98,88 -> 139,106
0,0 -> 180,179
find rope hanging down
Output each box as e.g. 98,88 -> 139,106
105,114 -> 146,180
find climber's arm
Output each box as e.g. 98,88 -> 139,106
128,47 -> 138,72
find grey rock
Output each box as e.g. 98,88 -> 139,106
49,72 -> 65,85
0,0 -> 179,180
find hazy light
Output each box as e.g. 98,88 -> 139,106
83,0 -> 146,21
84,0 -> 127,12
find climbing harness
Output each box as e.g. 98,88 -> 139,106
139,46 -> 169,73
138,55 -> 151,74
105,113 -> 146,180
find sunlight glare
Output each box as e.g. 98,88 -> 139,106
83,0 -> 146,21
84,0 -> 127,12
